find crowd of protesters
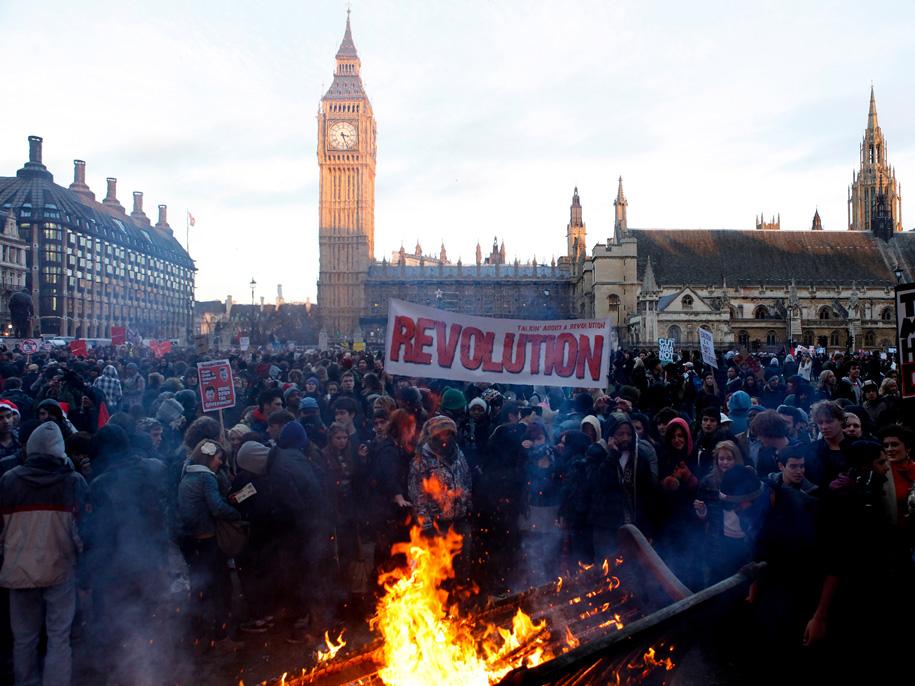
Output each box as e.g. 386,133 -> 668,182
0,341 -> 912,684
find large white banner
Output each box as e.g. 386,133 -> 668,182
384,299 -> 613,388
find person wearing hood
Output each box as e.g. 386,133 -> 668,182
0,422 -> 88,686
176,439 -> 241,651
726,390 -> 752,435
298,396 -> 328,449
121,362 -> 145,411
174,388 -> 199,426
366,409 -> 415,564
760,374 -> 786,409
591,413 -> 657,560
656,417 -> 703,588
231,440 -> 278,634
459,397 -> 490,474
0,400 -> 20,474
475,416 -> 527,593
93,364 -> 123,413
155,397 -> 187,459
81,425 -> 168,672
558,430 -> 597,565
518,420 -> 564,586
34,398 -> 76,441
408,416 -> 473,576
580,415 -> 607,451
276,421 -> 338,634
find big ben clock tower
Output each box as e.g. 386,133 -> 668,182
317,12 -> 376,340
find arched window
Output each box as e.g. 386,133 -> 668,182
754,305 -> 768,319
880,306 -> 894,321
802,330 -> 814,346
681,295 -> 693,310
607,294 -> 620,306
738,330 -> 750,347
667,325 -> 682,343
830,330 -> 841,347
864,330 -> 876,347
766,330 -> 777,346
818,306 -> 831,320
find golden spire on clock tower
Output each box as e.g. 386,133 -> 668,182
317,11 -> 377,340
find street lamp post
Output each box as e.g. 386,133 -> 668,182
894,265 -> 904,284
249,278 -> 257,342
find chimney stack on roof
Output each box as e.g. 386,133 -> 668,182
155,204 -> 173,235
131,191 -> 151,226
103,177 -> 125,212
28,136 -> 42,165
68,160 -> 95,200
18,135 -> 51,179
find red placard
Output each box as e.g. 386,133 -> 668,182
111,326 -> 126,346
148,340 -> 173,359
197,359 -> 236,412
69,340 -> 87,357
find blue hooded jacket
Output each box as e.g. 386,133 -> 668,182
727,391 -> 752,435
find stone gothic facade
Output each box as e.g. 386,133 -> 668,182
316,15 -> 913,352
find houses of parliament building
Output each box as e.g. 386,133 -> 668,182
317,14 -> 913,352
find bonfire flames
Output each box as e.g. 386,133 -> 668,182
252,525 -> 677,686
372,526 -> 550,686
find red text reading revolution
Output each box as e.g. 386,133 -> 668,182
389,316 -> 605,381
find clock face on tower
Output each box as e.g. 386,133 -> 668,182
328,121 -> 357,150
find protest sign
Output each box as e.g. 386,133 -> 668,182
197,359 -> 237,413
149,340 -> 172,359
239,336 -> 250,352
658,338 -> 675,363
384,299 -> 613,388
698,327 -> 717,368
20,339 -> 39,355
69,339 -> 87,357
896,283 -> 915,399
111,326 -> 126,346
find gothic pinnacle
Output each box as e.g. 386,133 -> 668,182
868,84 -> 878,131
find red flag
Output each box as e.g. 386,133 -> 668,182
187,211 -> 196,227
97,402 -> 110,429
111,326 -> 126,346
69,340 -> 87,357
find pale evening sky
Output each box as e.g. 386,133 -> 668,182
2,0 -> 914,304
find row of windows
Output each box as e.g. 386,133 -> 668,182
0,246 -> 25,265
731,329 -> 884,348
7,216 -> 192,270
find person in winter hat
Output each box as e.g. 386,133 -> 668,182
440,387 -> 467,416
0,421 -> 88,686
